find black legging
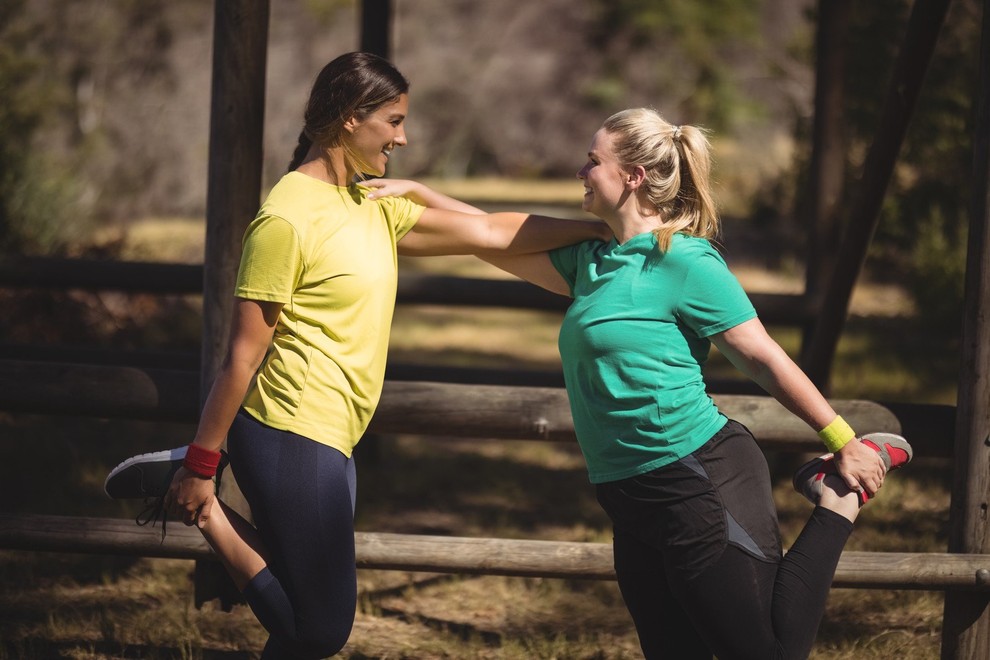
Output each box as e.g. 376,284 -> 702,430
227,410 -> 358,659
597,420 -> 854,660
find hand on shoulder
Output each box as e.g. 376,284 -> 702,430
363,178 -> 421,200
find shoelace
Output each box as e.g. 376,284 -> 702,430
136,496 -> 168,542
134,450 -> 228,544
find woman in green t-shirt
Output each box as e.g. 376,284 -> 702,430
105,52 -> 608,659
370,108 -> 913,659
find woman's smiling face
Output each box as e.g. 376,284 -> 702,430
576,128 -> 630,220
347,93 -> 409,177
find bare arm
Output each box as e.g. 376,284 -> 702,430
710,317 -> 885,495
366,179 -> 586,294
190,298 -> 280,451
397,206 -> 608,256
477,252 -> 572,297
167,298 -> 281,526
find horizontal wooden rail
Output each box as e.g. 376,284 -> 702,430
0,257 -> 204,294
0,359 -> 908,453
0,256 -> 813,322
2,514 -> 988,591
2,346 -> 956,449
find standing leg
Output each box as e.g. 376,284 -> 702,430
612,525 -> 712,660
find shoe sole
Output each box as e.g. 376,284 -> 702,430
792,453 -> 833,505
104,447 -> 188,499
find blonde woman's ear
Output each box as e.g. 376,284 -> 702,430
626,165 -> 647,189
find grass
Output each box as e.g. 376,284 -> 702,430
0,185 -> 963,658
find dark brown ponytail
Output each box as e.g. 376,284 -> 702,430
287,131 -> 314,172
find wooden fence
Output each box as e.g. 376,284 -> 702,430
0,254 -> 983,595
4,514 -> 990,592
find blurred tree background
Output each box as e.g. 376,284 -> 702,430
0,0 -> 982,332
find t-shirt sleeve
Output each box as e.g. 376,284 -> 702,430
676,251 -> 757,337
235,215 -> 302,303
375,194 -> 426,240
549,243 -> 585,296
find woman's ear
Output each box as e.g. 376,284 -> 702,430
343,115 -> 361,134
626,165 -> 647,190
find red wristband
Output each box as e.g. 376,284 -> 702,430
183,444 -> 222,477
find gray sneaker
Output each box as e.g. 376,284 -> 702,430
792,432 -> 913,506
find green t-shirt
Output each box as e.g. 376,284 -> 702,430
236,172 -> 424,457
550,232 -> 757,483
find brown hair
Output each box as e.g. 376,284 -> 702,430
287,52 -> 410,173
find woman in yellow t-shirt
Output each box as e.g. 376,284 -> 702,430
104,51 -> 608,659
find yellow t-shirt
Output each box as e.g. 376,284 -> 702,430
235,171 -> 424,456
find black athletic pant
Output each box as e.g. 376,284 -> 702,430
227,410 -> 358,659
596,420 -> 853,660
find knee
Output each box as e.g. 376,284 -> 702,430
291,619 -> 353,659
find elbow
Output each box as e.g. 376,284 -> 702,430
222,343 -> 268,378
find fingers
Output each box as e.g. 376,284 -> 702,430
363,179 -> 388,199
164,490 -> 211,527
848,468 -> 884,498
196,496 -> 214,529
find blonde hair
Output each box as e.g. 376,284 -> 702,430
601,108 -> 719,251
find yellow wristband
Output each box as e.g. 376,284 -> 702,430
818,416 -> 856,453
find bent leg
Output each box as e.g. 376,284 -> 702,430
772,506 -> 852,657
670,506 -> 852,660
225,411 -> 358,659
599,420 -> 856,659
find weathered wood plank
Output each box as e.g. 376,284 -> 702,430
0,360 -> 909,453
2,514 -> 989,591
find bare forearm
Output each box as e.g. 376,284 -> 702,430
483,213 -> 608,255
191,356 -> 259,451
745,350 -> 837,432
714,320 -> 837,432
409,183 -> 484,215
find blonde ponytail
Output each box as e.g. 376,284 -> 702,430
602,108 -> 719,251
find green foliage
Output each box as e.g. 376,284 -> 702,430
0,0 -> 186,255
907,211 -> 967,337
772,0 -> 978,333
858,0 -> 977,254
303,0 -> 353,24
1,155 -> 89,255
858,0 -> 978,333
588,0 -> 763,128
0,0 -> 75,254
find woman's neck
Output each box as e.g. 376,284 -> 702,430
608,209 -> 664,244
295,145 -> 354,186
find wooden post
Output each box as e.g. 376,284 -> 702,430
360,0 -> 392,58
942,1 -> 990,657
196,0 -> 270,611
798,0 -> 849,368
802,0 -> 951,388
